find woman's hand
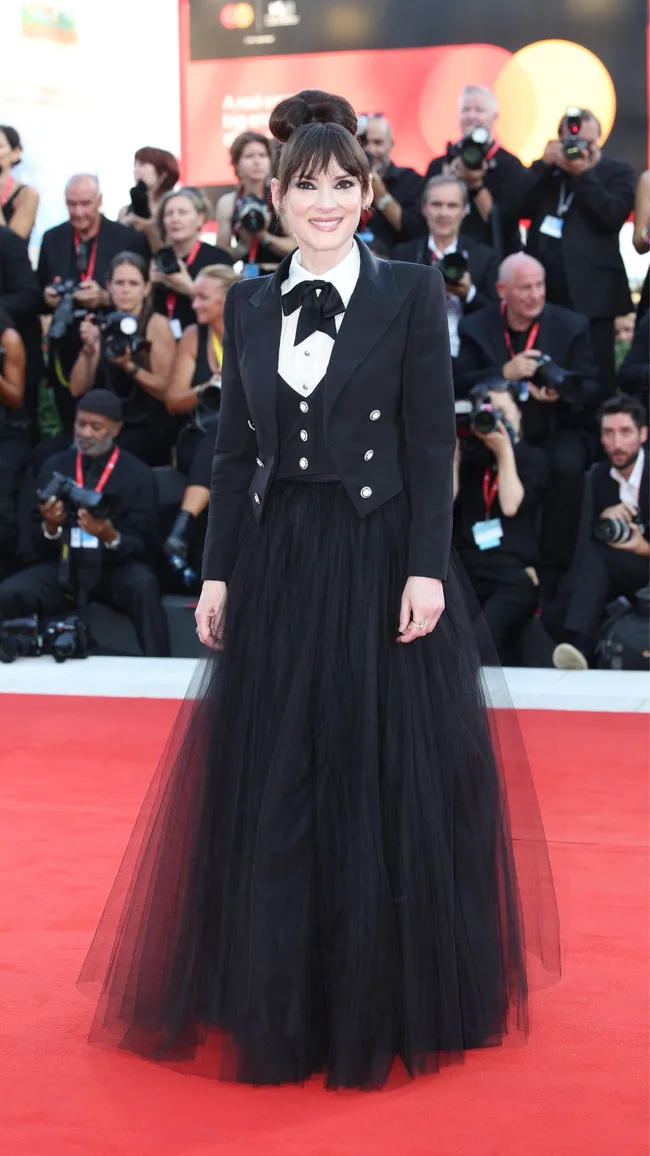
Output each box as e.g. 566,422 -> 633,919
153,257 -> 194,297
195,580 -> 227,650
79,316 -> 101,355
397,576 -> 445,644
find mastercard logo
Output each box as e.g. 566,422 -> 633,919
220,3 -> 255,29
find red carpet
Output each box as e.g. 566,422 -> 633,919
1,696 -> 647,1155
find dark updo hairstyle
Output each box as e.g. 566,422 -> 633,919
269,89 -> 370,198
0,126 -> 22,167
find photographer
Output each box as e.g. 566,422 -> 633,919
551,395 -> 649,670
118,146 -> 180,254
38,174 -> 150,433
0,391 -> 169,656
215,132 -> 294,271
0,307 -> 29,576
150,187 -> 233,337
358,115 -> 425,254
453,385 -> 547,661
0,125 -> 39,241
521,108 -> 635,391
69,252 -> 177,466
425,85 -> 528,258
456,253 -> 601,597
161,265 -> 240,569
392,176 -> 498,356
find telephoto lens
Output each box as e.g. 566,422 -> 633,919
593,517 -> 635,546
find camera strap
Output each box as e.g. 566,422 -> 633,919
0,176 -> 18,206
165,239 -> 202,320
501,301 -> 540,360
211,331 -> 223,368
556,182 -> 574,217
73,231 -> 98,282
75,446 -> 120,492
482,467 -> 499,518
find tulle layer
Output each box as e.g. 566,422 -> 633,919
78,481 -> 560,1089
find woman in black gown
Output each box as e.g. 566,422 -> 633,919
79,90 -> 560,1090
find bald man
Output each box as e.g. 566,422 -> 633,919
361,116 -> 425,254
455,253 -> 601,596
37,174 -> 150,433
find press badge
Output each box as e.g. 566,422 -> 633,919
244,263 -> 260,278
169,318 -> 183,340
472,518 -> 503,551
539,214 -> 564,239
70,528 -> 100,549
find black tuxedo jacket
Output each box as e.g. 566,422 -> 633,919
590,454 -> 649,534
37,215 -> 150,296
203,241 -> 456,583
455,302 -> 602,442
521,156 -> 635,319
391,233 -> 498,314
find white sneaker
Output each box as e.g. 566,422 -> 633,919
553,643 -> 589,671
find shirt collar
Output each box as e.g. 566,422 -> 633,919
428,235 -> 459,259
610,446 -> 645,493
282,239 -> 361,307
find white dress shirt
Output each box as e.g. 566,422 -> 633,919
610,446 -> 645,510
428,235 -> 476,358
278,242 -> 361,396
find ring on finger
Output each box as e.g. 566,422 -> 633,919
415,620 -> 426,630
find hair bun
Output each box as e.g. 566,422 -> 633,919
269,90 -> 357,144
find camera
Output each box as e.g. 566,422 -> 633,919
44,615 -> 91,663
438,250 -> 468,285
232,192 -> 268,236
94,310 -> 148,360
48,279 -> 81,340
154,247 -> 182,276
39,471 -> 112,519
0,616 -> 42,663
455,386 -> 509,440
593,514 -> 644,546
562,107 -> 588,160
529,353 -> 581,401
129,179 -> 151,220
446,126 -> 491,171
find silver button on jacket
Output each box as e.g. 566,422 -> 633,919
300,430 -> 308,441
360,486 -> 372,498
369,410 -> 381,421
299,401 -> 309,413
364,450 -> 374,461
299,457 -> 309,470
253,493 -> 261,504
256,457 -> 264,467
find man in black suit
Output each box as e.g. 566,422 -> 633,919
38,174 -> 150,432
453,384 -> 547,661
360,116 -> 425,254
521,109 -> 635,392
456,253 -> 601,596
551,395 -> 649,670
0,225 -> 43,431
392,176 -> 498,358
425,85 -> 528,259
0,390 -> 169,656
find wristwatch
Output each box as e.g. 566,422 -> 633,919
42,522 -> 62,540
104,531 -> 122,551
375,193 -> 393,212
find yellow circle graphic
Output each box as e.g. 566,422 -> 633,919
494,40 -> 617,165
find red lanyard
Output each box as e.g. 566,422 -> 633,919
501,301 -> 539,361
166,239 -> 201,319
0,177 -> 17,207
482,467 -> 499,519
73,230 -> 98,283
485,139 -> 500,162
75,446 -> 120,492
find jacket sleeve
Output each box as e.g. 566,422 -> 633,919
109,466 -> 157,561
454,321 -> 504,398
202,284 -> 257,582
570,161 -> 636,233
565,319 -> 604,406
396,169 -> 427,242
0,229 -> 42,324
402,266 -> 456,579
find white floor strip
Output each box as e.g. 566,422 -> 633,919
1,656 -> 648,712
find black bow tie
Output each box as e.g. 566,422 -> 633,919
281,279 -> 345,346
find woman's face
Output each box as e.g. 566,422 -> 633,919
0,131 -> 19,173
133,159 -> 159,191
236,143 -> 271,186
272,163 -> 370,262
108,263 -> 149,315
163,194 -> 203,249
191,276 -> 228,326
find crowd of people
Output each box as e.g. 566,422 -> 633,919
0,85 -> 648,665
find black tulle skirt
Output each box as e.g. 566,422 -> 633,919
78,481 -> 560,1089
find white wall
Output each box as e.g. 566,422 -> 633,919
0,0 -> 181,253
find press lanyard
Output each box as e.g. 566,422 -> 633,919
73,230 -> 98,283
483,467 -> 499,519
211,331 -> 223,368
165,239 -> 201,319
501,301 -> 539,360
485,139 -> 500,163
75,446 -> 120,492
557,181 -> 574,217
0,177 -> 17,207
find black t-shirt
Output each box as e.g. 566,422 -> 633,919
453,438 -> 548,565
152,241 -> 234,334
367,162 -> 425,254
425,147 -> 526,256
